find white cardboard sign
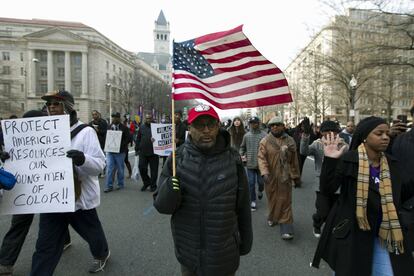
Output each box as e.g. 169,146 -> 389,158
104,130 -> 122,153
0,115 -> 75,215
151,123 -> 173,157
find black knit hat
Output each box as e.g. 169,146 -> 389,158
350,116 -> 387,150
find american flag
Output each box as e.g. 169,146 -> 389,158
172,25 -> 292,109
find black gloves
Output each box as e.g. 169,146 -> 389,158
66,150 -> 85,166
302,117 -> 311,135
0,151 -> 10,163
172,176 -> 180,191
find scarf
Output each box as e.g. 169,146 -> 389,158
356,144 -> 404,254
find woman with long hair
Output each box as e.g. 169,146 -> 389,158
227,117 -> 246,152
312,116 -> 414,276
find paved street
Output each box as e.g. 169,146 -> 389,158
0,156 -> 332,275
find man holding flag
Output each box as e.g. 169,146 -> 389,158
155,25 -> 291,275
154,104 -> 252,276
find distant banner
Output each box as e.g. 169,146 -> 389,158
151,123 -> 173,157
0,115 -> 74,215
104,130 -> 122,153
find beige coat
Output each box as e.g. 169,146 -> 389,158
258,133 -> 300,224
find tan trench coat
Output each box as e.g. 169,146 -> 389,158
258,133 -> 300,224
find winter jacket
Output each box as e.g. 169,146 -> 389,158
239,129 -> 266,169
154,129 -> 253,276
312,151 -> 414,276
135,123 -> 155,156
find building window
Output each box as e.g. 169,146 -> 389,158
58,68 -> 65,77
40,83 -> 47,93
21,67 -> 24,76
2,66 -> 11,75
106,61 -> 109,69
73,54 -> 81,65
39,51 -> 47,62
74,68 -> 81,79
3,83 -> 11,95
21,103 -> 24,110
106,73 -> 109,81
56,52 -> 65,63
2,52 -> 10,61
57,83 -> 65,90
165,35 -> 168,40
157,34 -> 159,39
40,67 -> 47,77
21,84 -> 24,92
113,64 -> 115,72
119,67 -> 122,74
20,52 -> 24,62
73,84 -> 81,95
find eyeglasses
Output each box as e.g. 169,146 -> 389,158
45,102 -> 62,107
192,121 -> 218,130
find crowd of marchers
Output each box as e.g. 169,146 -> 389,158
0,89 -> 413,276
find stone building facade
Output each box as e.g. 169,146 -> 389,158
0,17 -> 166,122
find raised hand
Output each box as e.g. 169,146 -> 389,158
322,132 -> 347,159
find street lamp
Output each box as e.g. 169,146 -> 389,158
349,74 -> 357,122
106,83 -> 112,116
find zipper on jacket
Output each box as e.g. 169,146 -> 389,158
200,155 -> 207,275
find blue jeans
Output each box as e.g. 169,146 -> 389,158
372,238 -> 393,276
247,168 -> 264,202
105,152 -> 126,189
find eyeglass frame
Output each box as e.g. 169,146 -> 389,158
191,119 -> 219,131
45,101 -> 63,107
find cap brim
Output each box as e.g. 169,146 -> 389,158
41,95 -> 65,101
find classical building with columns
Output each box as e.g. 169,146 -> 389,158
0,17 -> 166,121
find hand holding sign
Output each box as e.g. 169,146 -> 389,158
66,150 -> 85,166
0,151 -> 10,162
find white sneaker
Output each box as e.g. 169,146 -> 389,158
250,201 -> 257,211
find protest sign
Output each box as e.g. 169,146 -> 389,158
151,123 -> 173,156
0,115 -> 74,215
104,130 -> 122,153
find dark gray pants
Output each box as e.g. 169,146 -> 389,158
30,209 -> 108,276
139,154 -> 159,189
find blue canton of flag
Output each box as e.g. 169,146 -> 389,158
173,40 -> 214,79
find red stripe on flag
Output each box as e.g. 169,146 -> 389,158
174,79 -> 288,99
198,39 -> 252,55
173,93 -> 292,109
174,68 -> 284,88
214,60 -> 274,74
195,25 -> 243,45
206,51 -> 261,64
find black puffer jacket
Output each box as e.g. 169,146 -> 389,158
154,129 -> 252,276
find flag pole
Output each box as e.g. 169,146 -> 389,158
171,89 -> 176,177
171,39 -> 177,177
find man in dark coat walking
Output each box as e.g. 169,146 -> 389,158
154,104 -> 252,276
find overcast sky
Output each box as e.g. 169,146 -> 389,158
2,0 -> 334,70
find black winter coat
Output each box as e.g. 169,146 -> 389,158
135,123 -> 155,156
154,129 -> 253,276
312,151 -> 414,276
